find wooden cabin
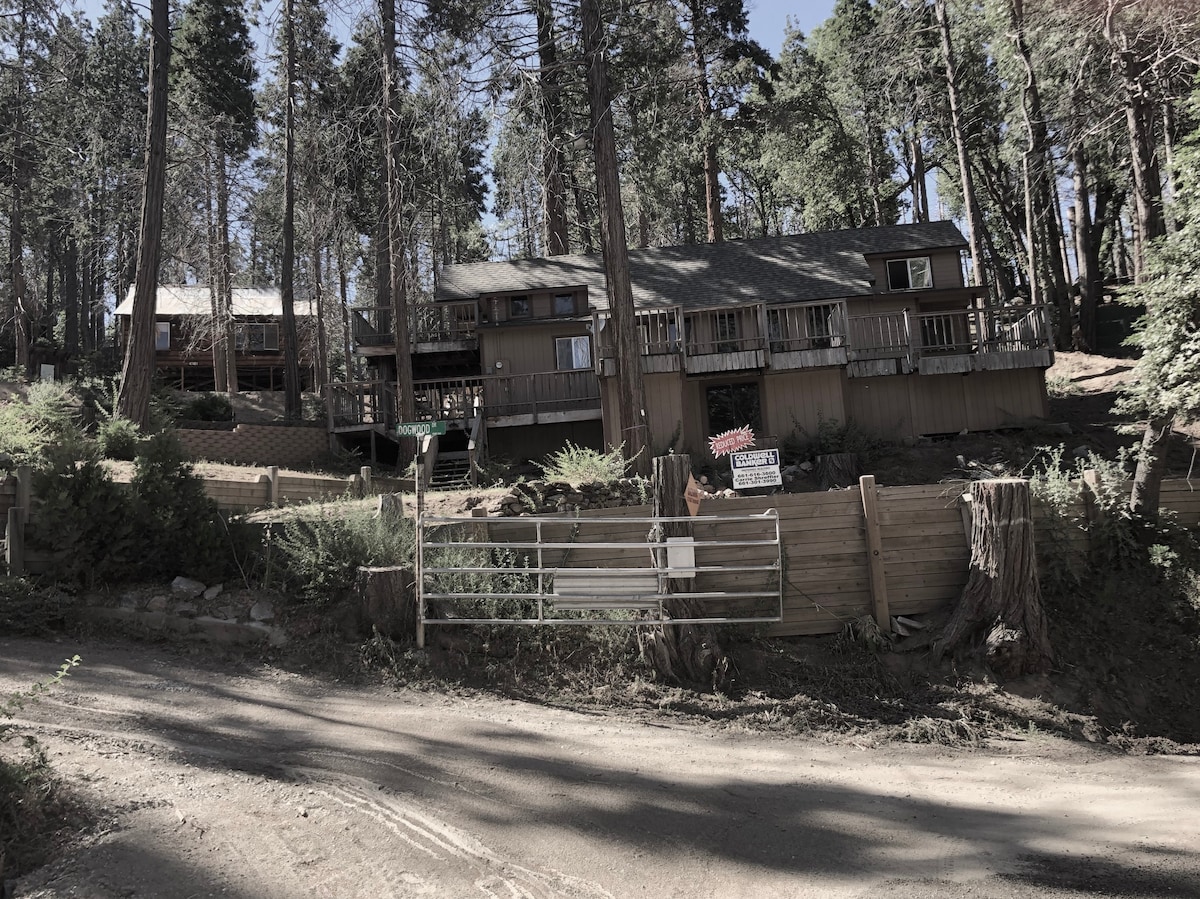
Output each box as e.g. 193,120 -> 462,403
114,286 -> 318,392
332,222 -> 1053,463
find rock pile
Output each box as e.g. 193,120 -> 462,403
487,478 -> 650,516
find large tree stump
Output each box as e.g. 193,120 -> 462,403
639,454 -> 728,688
356,565 -> 416,641
814,453 -> 860,489
934,478 -> 1053,678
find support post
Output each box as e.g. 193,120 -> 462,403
267,465 -> 280,505
6,507 -> 24,576
859,475 -> 890,631
15,465 -> 30,524
1081,467 -> 1104,525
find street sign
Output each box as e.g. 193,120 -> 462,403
730,448 -> 782,490
397,420 -> 447,437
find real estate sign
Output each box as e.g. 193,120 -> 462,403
729,448 -> 782,490
708,426 -> 755,457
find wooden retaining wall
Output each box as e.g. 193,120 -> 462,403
480,477 -> 1198,638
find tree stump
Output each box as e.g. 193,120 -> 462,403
814,453 -> 860,489
934,478 -> 1053,678
356,565 -> 416,641
639,454 -> 728,688
375,492 -> 406,521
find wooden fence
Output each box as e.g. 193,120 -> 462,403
3,463 -> 1196,637
479,477 -> 1198,637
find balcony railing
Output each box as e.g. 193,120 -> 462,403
352,301 -> 478,349
330,370 -> 601,430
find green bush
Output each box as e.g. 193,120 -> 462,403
96,416 -> 141,460
539,441 -> 630,485
179,392 -> 233,422
0,382 -> 83,466
269,502 -> 415,604
0,578 -> 78,634
29,442 -> 139,587
130,432 -> 226,581
27,433 -> 231,587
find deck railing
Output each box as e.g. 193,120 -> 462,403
351,301 -> 478,348
766,301 -> 847,353
330,371 -> 601,429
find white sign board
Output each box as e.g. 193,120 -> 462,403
730,448 -> 782,490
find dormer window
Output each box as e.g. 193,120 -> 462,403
509,295 -> 531,318
553,293 -> 575,316
887,257 -> 932,290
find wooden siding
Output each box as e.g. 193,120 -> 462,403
481,321 -> 595,376
864,249 -> 965,291
845,375 -> 914,438
763,369 -> 845,438
909,373 -> 968,435
486,420 -> 604,461
484,288 -> 585,324
963,369 -> 1048,429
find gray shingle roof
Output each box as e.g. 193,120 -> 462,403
437,221 -> 967,310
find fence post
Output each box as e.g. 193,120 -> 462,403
6,506 -> 24,576
859,474 -> 890,632
267,466 -> 280,505
16,464 -> 31,524
1081,468 -> 1104,524
360,465 -> 373,497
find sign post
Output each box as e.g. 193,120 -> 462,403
398,420 -> 446,650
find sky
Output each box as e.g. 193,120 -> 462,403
746,0 -> 837,56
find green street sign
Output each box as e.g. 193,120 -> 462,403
396,420 -> 447,437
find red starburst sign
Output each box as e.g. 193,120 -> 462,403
708,426 -> 755,458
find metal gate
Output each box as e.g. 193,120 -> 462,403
415,510 -> 783,645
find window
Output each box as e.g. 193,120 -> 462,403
155,322 -> 171,352
509,295 -> 531,318
552,293 -> 575,316
237,323 -> 280,352
555,335 -> 592,370
714,312 -> 739,352
706,383 -> 762,436
886,257 -> 932,291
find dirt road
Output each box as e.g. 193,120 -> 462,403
3,637 -> 1198,899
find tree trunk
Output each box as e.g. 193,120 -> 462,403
815,453 -> 860,490
205,157 -> 228,393
639,454 -> 727,688
7,2 -> 31,377
1129,414 -> 1174,524
117,0 -> 169,430
1071,142 -> 1099,352
935,0 -> 987,291
217,149 -> 239,393
281,0 -> 302,420
535,0 -> 571,255
934,478 -> 1053,678
685,0 -> 723,244
582,0 -> 649,475
356,565 -> 416,640
382,0 -> 415,468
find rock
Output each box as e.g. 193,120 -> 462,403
119,593 -> 141,611
699,475 -> 709,485
171,576 -> 206,598
173,601 -> 198,618
249,600 -> 275,622
146,595 -> 169,612
1072,444 -> 1091,459
217,606 -> 240,621
798,461 -> 814,472
202,583 -> 224,601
